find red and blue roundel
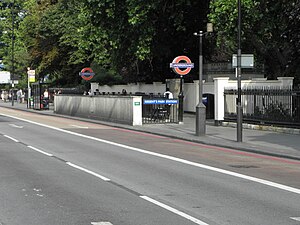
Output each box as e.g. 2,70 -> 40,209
79,67 -> 95,81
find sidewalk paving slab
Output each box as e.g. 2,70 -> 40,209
1,101 -> 300,161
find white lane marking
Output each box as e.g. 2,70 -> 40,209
140,196 -> 209,225
291,217 -> 300,221
27,146 -> 53,157
66,162 -> 111,181
70,124 -> 89,129
9,124 -> 23,128
2,113 -> 300,195
91,222 -> 113,225
3,134 -> 19,142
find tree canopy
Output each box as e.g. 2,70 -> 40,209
209,0 -> 300,83
1,0 -> 300,88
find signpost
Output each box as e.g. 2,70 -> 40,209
0,71 -> 11,84
27,69 -> 35,108
79,68 -> 95,81
170,56 -> 194,123
170,56 -> 194,76
232,54 -> 254,68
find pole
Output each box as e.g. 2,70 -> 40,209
196,31 -> 206,136
237,0 -> 243,142
11,0 -> 15,106
27,69 -> 31,108
178,75 -> 184,123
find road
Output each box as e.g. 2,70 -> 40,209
0,107 -> 300,225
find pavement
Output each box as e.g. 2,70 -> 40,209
1,101 -> 300,161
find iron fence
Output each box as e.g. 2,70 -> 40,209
224,88 -> 300,128
142,95 -> 179,124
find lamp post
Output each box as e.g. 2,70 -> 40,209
237,0 -> 243,142
194,24 -> 213,136
11,0 -> 15,106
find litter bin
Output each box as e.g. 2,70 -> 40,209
28,97 -> 33,108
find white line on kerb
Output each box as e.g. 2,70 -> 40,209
3,134 -> 19,142
66,162 -> 110,181
2,113 -> 300,195
140,196 -> 209,225
27,146 -> 53,157
70,124 -> 89,129
91,222 -> 113,225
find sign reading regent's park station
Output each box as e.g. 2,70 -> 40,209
143,99 -> 179,105
170,56 -> 194,76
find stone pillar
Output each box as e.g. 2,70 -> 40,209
277,77 -> 294,88
213,77 -> 229,125
166,78 -> 181,98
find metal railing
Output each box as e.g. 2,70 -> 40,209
224,88 -> 300,128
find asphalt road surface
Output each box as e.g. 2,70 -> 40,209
0,108 -> 300,225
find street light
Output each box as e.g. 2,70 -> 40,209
237,0 -> 243,142
194,23 -> 213,136
10,0 -> 15,106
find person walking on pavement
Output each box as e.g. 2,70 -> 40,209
164,88 -> 173,99
43,89 -> 49,109
17,89 -> 22,103
163,88 -> 174,121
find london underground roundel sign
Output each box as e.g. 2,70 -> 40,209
170,56 -> 194,75
79,67 -> 95,81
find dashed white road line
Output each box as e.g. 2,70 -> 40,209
9,124 -> 23,128
66,162 -> 111,181
27,146 -> 53,157
291,217 -> 300,222
3,134 -> 19,142
140,196 -> 209,225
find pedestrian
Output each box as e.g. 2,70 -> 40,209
43,89 -> 49,99
163,88 -> 174,121
164,88 -> 173,99
43,89 -> 49,109
17,89 -> 22,103
3,90 -> 8,102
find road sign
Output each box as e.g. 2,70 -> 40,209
0,71 -> 10,84
79,67 -> 95,81
232,54 -> 254,68
170,56 -> 194,75
27,69 -> 36,82
143,99 -> 179,105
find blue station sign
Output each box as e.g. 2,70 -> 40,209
143,99 -> 179,105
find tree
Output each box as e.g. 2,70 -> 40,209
18,0 -> 91,86
0,0 -> 29,84
83,0 -> 210,83
209,0 -> 300,83
2,0 -> 211,87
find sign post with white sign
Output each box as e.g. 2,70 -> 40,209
0,71 -> 11,84
27,69 -> 36,108
170,56 -> 193,123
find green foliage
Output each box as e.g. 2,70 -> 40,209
0,0 -> 29,85
79,61 -> 123,86
83,0 -> 210,83
1,0 -> 211,87
208,0 -> 300,82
